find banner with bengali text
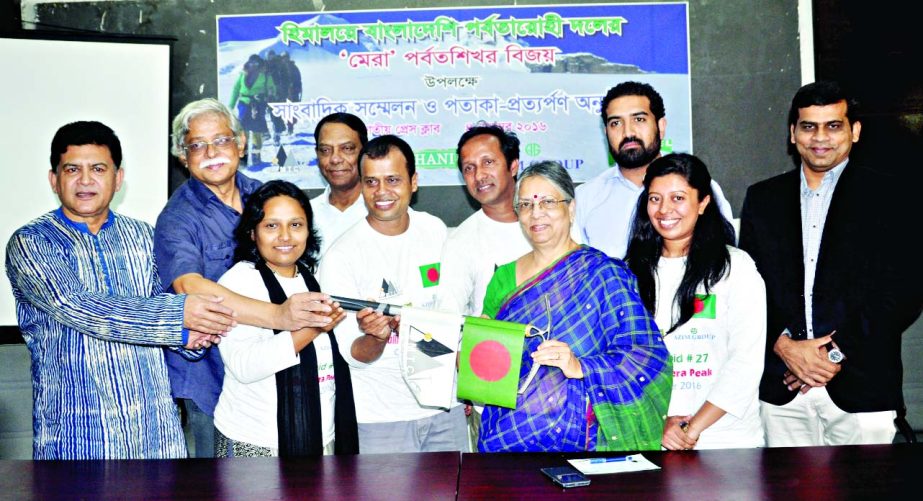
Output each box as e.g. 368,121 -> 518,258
217,2 -> 690,188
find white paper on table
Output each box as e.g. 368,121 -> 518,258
567,454 -> 661,475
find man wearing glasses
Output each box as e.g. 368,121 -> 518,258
154,98 -> 339,457
310,113 -> 369,258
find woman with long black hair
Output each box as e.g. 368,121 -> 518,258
626,153 -> 766,450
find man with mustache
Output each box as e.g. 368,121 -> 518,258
319,135 -> 467,454
310,113 -> 369,258
154,99 -> 339,457
6,120 -> 233,459
574,81 -> 733,258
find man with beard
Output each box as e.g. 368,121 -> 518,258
155,98 -> 339,457
574,81 -> 733,258
310,113 -> 369,257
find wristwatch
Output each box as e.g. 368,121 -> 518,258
826,344 -> 845,364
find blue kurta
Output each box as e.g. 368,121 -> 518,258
6,209 -> 188,459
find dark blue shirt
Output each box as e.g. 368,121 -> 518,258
153,172 -> 262,415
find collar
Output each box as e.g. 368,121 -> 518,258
799,158 -> 848,194
610,166 -> 644,191
187,172 -> 261,208
54,206 -> 115,235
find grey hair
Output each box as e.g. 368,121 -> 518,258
170,98 -> 244,157
514,160 -> 575,212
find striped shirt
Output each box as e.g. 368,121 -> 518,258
5,208 -> 188,459
800,160 -> 847,338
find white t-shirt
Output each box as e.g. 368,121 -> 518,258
437,209 -> 531,316
310,187 -> 367,259
318,209 -> 456,423
213,261 -> 336,450
655,246 -> 767,449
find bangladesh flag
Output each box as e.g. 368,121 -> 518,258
419,262 -> 440,288
692,294 -> 716,319
457,316 -> 527,409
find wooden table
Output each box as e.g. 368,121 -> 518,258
2,445 -> 920,499
0,451 -> 460,500
457,445 -> 922,499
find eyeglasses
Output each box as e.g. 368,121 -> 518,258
183,136 -> 238,155
515,198 -> 571,213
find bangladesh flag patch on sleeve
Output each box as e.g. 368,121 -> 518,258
692,294 -> 716,319
419,262 -> 440,288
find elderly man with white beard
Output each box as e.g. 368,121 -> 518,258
154,98 -> 339,457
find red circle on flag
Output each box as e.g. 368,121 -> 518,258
693,297 -> 704,313
427,267 -> 440,282
470,340 -> 511,382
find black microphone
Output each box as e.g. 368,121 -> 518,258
330,295 -> 402,316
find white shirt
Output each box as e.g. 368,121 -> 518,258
437,209 -> 531,316
214,262 -> 336,450
311,186 -> 367,258
655,247 -> 767,449
318,209 -> 456,423
574,167 -> 734,259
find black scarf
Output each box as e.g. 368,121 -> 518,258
256,260 -> 359,456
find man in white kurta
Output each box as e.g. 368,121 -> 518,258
309,113 -> 369,257
438,125 -> 530,317
318,135 -> 467,454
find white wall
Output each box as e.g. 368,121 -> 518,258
0,36 -> 171,326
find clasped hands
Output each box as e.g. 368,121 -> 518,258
662,415 -> 698,450
774,331 -> 842,393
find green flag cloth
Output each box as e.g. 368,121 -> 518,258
457,316 -> 527,409
419,262 -> 440,288
692,294 -> 716,319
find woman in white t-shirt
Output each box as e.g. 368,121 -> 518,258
626,153 -> 767,450
213,180 -> 358,457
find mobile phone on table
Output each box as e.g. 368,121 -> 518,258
541,465 -> 591,488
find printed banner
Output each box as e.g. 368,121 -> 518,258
457,316 -> 529,409
216,3 -> 691,188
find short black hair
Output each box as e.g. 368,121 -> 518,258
787,80 -> 859,128
314,112 -> 369,146
456,124 -> 520,171
49,121 -> 122,171
599,81 -> 666,124
233,180 -> 321,273
359,135 -> 415,178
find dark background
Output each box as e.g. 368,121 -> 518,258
2,0 -> 810,225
